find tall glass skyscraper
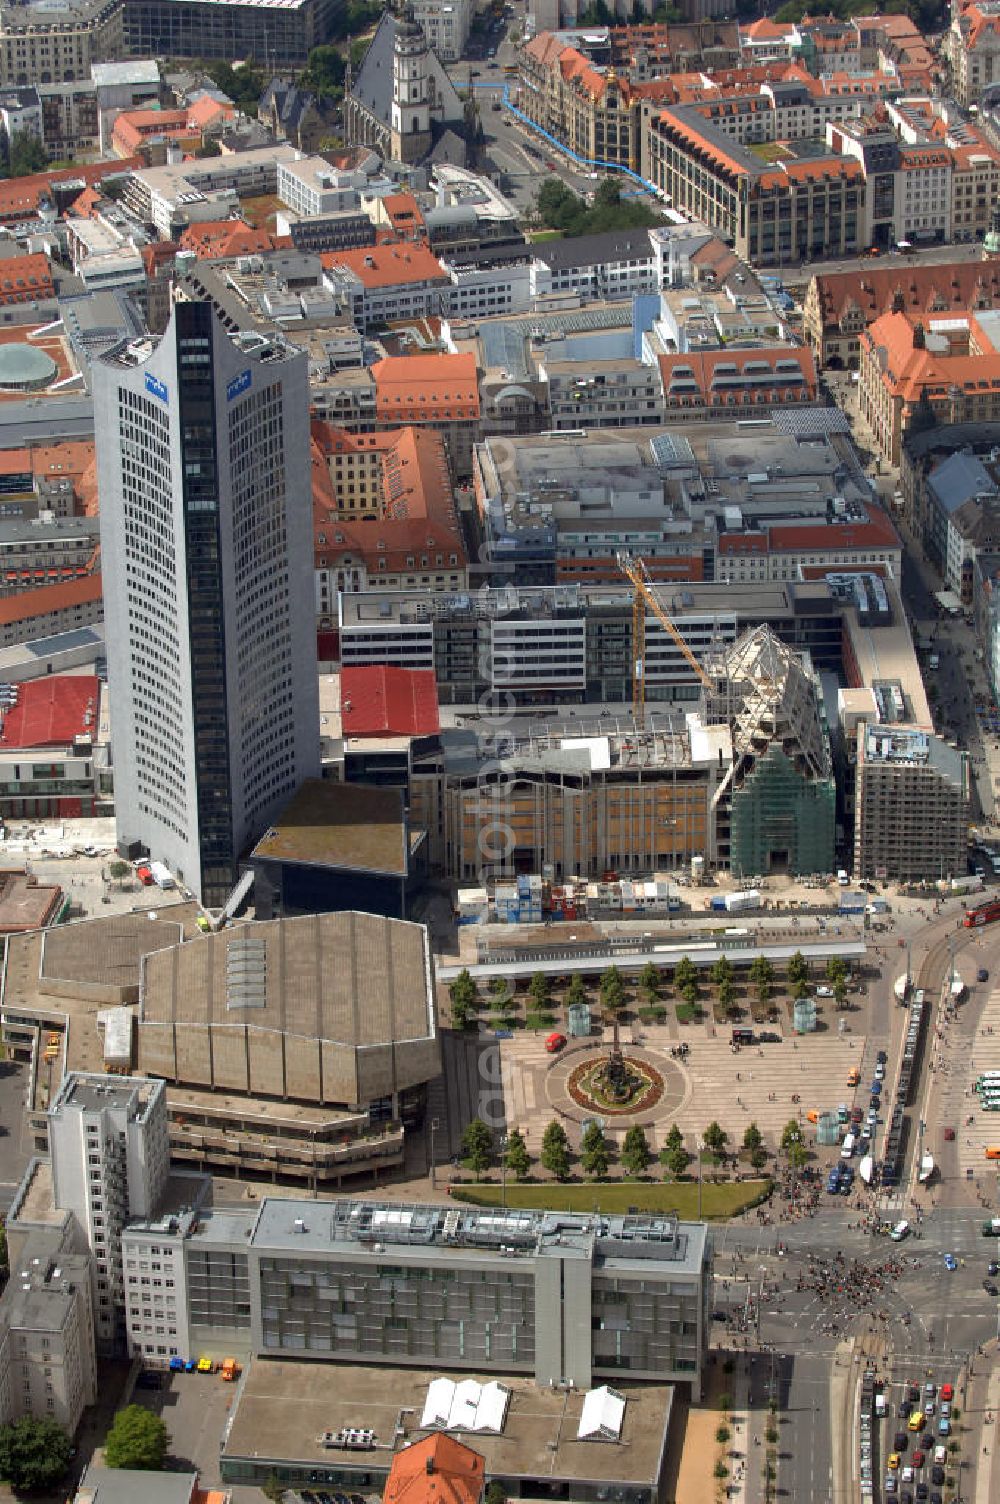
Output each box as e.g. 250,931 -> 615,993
95,302 -> 320,906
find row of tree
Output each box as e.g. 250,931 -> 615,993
459,1115 -> 774,1181
449,949 -> 849,1030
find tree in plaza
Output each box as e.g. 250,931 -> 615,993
581,1120 -> 610,1177
485,1483 -> 508,1504
660,1123 -> 689,1178
504,1127 -> 531,1180
750,954 -> 774,1005
825,956 -> 847,987
834,978 -> 848,1010
787,950 -> 808,988
599,965 -> 626,1017
710,955 -> 733,989
449,968 -> 477,1030
786,1138 -> 808,1171
718,975 -> 737,1014
104,1405 -> 169,1470
680,979 -> 699,1006
0,1417 -> 73,1491
528,971 -> 551,1011
541,1119 -> 571,1180
744,1123 -> 767,1168
780,1119 -> 802,1152
639,961 -> 660,1000
566,973 -> 588,1010
674,954 -> 697,991
793,977 -> 810,1001
460,1116 -> 493,1176
703,1120 -> 728,1158
109,858 -> 132,888
622,1123 -> 652,1174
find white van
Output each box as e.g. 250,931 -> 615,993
933,1445 -> 947,1466
840,1132 -> 856,1159
889,1219 -> 910,1241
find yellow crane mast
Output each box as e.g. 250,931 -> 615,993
616,550 -> 713,729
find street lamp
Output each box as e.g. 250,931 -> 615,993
429,1117 -> 440,1188
500,1132 -> 509,1210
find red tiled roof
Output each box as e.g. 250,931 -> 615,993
0,674 -> 100,748
0,572 -> 102,626
383,1434 -> 484,1504
0,252 -> 54,306
341,666 -> 440,738
371,353 -> 480,421
0,159 -> 140,224
321,243 -> 448,290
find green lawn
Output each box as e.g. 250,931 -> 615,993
747,141 -> 792,163
451,1178 -> 770,1219
528,228 -> 565,241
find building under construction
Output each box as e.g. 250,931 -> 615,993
705,625 -> 836,877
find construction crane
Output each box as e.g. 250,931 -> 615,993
616,550 -> 713,729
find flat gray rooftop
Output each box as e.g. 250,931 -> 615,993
223,1359 -> 673,1487
245,1197 -> 707,1273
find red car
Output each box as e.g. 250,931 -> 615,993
136,864 -> 153,886
912,1450 -> 925,1467
545,1032 -> 567,1053
940,1384 -> 954,1402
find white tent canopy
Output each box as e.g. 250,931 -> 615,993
420,1377 -> 511,1434
577,1385 -> 627,1441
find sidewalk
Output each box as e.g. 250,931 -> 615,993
974,1351 -> 1000,1504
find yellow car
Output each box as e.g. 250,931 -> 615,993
887,1453 -> 900,1471
197,1356 -> 214,1374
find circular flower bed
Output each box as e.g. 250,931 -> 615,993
567,1054 -> 665,1116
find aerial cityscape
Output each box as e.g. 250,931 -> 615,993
2,0 -> 1000,1502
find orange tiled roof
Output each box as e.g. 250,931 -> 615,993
178,219 -> 276,259
0,252 -> 53,305
321,243 -> 448,289
371,352 -> 479,420
0,159 -> 140,223
0,571 -> 101,626
311,422 -> 467,573
383,1434 -> 484,1504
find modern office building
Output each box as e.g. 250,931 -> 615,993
121,0 -> 337,66
122,1197 -> 711,1396
48,1073 -> 169,1352
853,725 -> 969,881
94,302 -> 320,905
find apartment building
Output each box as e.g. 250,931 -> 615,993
859,307 -> 1000,464
0,574 -> 102,651
409,0 -> 471,61
853,725 -> 969,880
947,0 -> 1000,106
277,156 -> 363,219
645,106 -> 865,265
311,423 -> 468,609
804,260 -> 1000,369
544,356 -> 665,429
122,1196 -> 711,1394
49,1074 -> 170,1352
0,673 -> 111,820
0,0 -> 122,89
0,1242 -> 96,1433
321,243 -> 452,331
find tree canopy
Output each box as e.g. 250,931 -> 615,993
541,1119 -> 571,1179
105,1405 -> 169,1471
205,60 -> 266,112
461,1117 -> 493,1176
0,1417 -> 73,1492
1,130 -> 48,180
536,178 -> 660,238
